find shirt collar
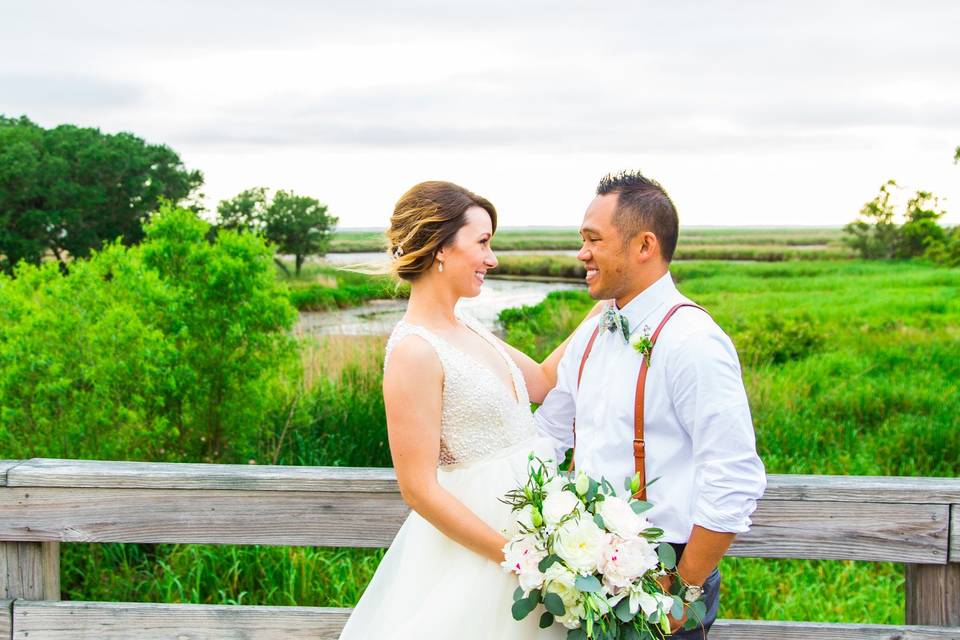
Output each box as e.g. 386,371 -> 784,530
614,271 -> 677,336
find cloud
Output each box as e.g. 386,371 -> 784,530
0,73 -> 143,114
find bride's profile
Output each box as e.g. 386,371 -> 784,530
337,181 -> 598,639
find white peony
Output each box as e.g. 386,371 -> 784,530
598,496 -> 651,539
501,534 -> 546,593
542,490 -> 582,528
543,563 -> 586,629
553,516 -> 607,575
598,535 -> 660,591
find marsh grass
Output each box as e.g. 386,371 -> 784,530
58,259 -> 958,625
330,227 -> 847,253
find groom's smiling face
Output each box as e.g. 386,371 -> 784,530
578,193 -> 632,302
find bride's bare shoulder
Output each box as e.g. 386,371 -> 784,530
383,331 -> 442,389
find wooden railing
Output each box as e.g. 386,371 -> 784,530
1,458 -> 958,639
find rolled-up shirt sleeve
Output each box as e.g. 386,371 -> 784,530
668,328 -> 766,533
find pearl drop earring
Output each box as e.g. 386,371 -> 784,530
438,261 -> 444,273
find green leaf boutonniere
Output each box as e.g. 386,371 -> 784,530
630,324 -> 653,366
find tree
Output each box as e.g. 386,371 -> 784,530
897,191 -> 945,258
954,145 -> 959,165
843,180 -> 900,259
0,115 -> 204,275
217,188 -> 337,276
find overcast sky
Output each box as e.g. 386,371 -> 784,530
3,1 -> 959,228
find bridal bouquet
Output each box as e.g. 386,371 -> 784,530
499,457 -> 706,639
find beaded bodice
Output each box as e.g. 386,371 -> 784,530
383,314 -> 536,467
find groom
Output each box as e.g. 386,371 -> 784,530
534,171 -> 766,637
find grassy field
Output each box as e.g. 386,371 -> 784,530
58,258 -> 959,626
330,226 -> 851,257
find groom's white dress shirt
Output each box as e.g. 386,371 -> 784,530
534,271 -> 766,544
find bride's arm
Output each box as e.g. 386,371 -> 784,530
383,335 -> 508,564
499,299 -> 607,403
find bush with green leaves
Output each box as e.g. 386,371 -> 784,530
0,203 -> 299,462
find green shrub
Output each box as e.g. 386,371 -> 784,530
0,203 -> 299,462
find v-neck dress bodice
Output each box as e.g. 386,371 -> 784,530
384,313 -> 536,466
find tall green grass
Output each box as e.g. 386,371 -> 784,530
58,259 -> 958,625
497,259 -> 959,624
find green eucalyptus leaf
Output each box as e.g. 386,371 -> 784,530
567,628 -> 588,640
689,598 -> 707,621
544,592 -> 566,616
594,513 -> 606,530
613,597 -> 635,622
511,595 -> 537,621
670,595 -> 684,619
657,543 -> 676,569
630,500 -> 653,514
513,585 -> 524,602
575,574 -> 603,593
539,611 -> 555,629
538,553 -> 560,572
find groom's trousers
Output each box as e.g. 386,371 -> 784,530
667,543 -> 722,639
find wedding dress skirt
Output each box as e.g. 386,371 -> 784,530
337,434 -> 565,639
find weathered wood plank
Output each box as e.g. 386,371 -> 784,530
1,599 -> 10,640
0,487 -> 409,547
728,500 -> 949,564
0,462 -> 24,488
0,487 -> 948,562
710,619 -> 960,639
905,563 -> 960,626
762,474 -> 960,504
11,460 -> 960,505
12,601 -> 351,640
950,505 -> 959,563
11,602 -> 960,640
7,459 -> 397,493
0,542 -> 42,599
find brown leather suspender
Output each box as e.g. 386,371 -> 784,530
568,302 -> 708,501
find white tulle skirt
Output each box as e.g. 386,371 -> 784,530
337,435 -> 566,639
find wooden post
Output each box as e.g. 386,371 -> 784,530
905,563 -> 960,625
905,505 -> 960,626
0,541 -> 60,600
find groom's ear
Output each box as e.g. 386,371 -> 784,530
631,230 -> 661,263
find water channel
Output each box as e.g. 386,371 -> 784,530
296,251 -> 584,336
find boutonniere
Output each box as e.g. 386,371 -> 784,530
630,325 -> 653,366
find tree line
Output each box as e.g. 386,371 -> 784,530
843,147 -> 960,266
0,115 -> 335,277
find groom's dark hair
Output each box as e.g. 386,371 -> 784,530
597,170 -> 679,262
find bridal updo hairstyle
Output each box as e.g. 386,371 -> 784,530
387,181 -> 498,281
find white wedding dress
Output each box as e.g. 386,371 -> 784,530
338,314 -> 565,639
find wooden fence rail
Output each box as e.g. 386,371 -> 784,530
1,458 -> 958,639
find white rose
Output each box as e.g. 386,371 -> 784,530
598,535 -> 659,591
598,496 -> 650,539
543,475 -> 568,496
501,534 -> 546,593
542,490 -> 582,528
543,564 -> 585,629
553,516 -> 607,575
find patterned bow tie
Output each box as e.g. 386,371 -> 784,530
599,304 -> 630,343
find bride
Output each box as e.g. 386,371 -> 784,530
338,181 -> 599,639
